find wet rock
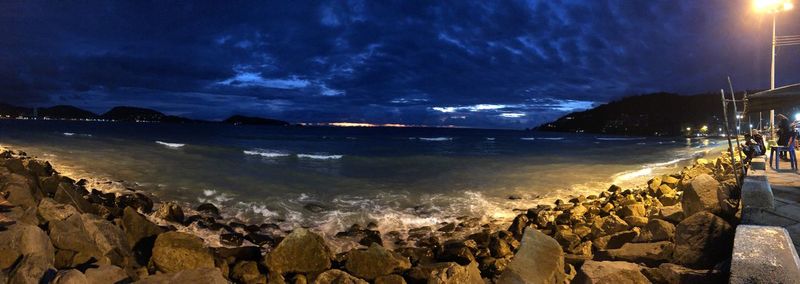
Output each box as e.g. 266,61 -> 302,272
396,247 -> 435,266
619,204 -> 647,218
196,203 -> 220,216
245,232 -> 276,247
507,194 -> 522,200
151,231 -> 215,273
438,241 -> 476,265
673,212 -> 733,268
38,175 -> 61,197
115,192 -> 154,213
437,223 -> 456,233
554,229 -> 581,251
656,204 -> 684,223
303,201 -> 329,213
153,202 -> 185,223
231,261 -> 267,284
602,241 -> 675,266
215,246 -> 262,262
590,215 -> 629,237
568,241 -> 592,257
374,274 -> 406,284
84,264 -> 129,284
264,228 -> 332,274
344,243 -> 411,280
220,233 -> 244,246
135,267 -> 228,284
681,174 -> 722,216
358,230 -> 383,247
593,230 -> 637,250
498,228 -> 566,284
575,260 -> 650,284
37,198 -> 79,224
121,207 -> 163,265
635,219 -> 675,243
313,269 -> 367,284
407,262 -> 483,284
52,269 -> 87,284
489,235 -> 513,258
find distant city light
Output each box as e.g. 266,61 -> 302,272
700,125 -> 708,132
686,127 -> 691,131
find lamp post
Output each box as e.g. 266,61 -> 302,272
754,0 -> 795,137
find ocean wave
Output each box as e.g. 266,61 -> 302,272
417,137 -> 453,141
297,154 -> 344,160
486,137 -> 496,141
243,149 -> 291,158
63,132 -> 75,136
538,137 -> 564,140
596,137 -> 646,141
155,141 -> 185,148
520,137 -> 536,141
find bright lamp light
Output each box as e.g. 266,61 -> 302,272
754,0 -> 794,13
794,113 -> 800,121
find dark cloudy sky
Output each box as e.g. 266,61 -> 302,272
1,1 -> 799,128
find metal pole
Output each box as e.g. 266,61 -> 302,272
728,78 -> 747,175
721,90 -> 741,188
770,14 -> 777,140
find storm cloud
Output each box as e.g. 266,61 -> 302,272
0,0 -> 798,128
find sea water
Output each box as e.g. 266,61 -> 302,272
0,120 -> 723,236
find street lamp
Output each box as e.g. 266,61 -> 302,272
754,0 -> 796,138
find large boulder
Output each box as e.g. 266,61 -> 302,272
152,202 -> 184,224
635,219 -> 675,243
264,228 -> 332,274
681,174 -> 722,216
9,254 -> 56,284
575,261 -> 650,284
344,243 -> 411,280
151,231 -> 215,273
49,213 -> 132,268
673,212 -> 733,268
37,198 -> 79,224
0,223 -> 55,282
3,174 -> 40,210
592,230 -> 637,250
231,261 -> 267,284
655,205 -> 684,223
407,262 -> 482,284
313,269 -> 368,284
52,269 -> 88,284
53,183 -> 94,214
135,267 -> 227,284
602,241 -> 675,266
84,264 -> 129,284
121,207 -> 163,265
498,228 -> 566,284
590,215 -> 629,238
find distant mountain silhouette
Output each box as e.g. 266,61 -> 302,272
223,115 -> 290,126
537,92 -> 747,136
0,102 -> 291,125
40,105 -> 98,119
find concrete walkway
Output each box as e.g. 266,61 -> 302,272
764,154 -> 800,253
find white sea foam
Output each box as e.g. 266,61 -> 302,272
63,132 -> 75,136
596,137 -> 646,141
297,154 -> 344,160
520,137 -> 536,141
155,141 -> 185,148
486,137 -> 496,141
243,149 -> 291,158
418,137 -> 453,141
538,137 -> 564,140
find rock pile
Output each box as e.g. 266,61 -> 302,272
0,147 -> 741,283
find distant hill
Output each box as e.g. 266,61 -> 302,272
0,103 -> 31,117
39,105 -> 98,119
101,106 -> 165,122
223,115 -> 290,126
537,92 -> 743,136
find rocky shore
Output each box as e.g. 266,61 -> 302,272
0,145 -> 743,283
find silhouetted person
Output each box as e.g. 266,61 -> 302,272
777,114 -> 794,160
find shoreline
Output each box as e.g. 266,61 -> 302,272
0,144 -> 742,283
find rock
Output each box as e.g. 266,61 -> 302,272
554,229 -> 581,251
576,261 -> 650,284
619,204 -> 646,218
656,205 -> 684,223
569,241 -> 593,257
49,213 -> 130,267
80,213 -> 132,267
497,228 -> 566,284
115,193 -> 154,213
196,203 -> 220,215
593,230 -> 637,250
121,207 -> 163,265
53,183 -> 95,214
681,174 -> 722,216
231,261 -> 267,284
216,246 -> 262,262
662,176 -> 680,186
374,274 -> 406,284
135,267 -> 228,284
603,241 -> 675,266
408,262 -> 482,284
438,241 -> 476,265
437,223 -> 456,232
151,231 -> 215,273
9,254 -> 56,284
0,223 -> 55,271
36,198 -> 79,224
591,215 -> 629,237
489,236 -> 513,258
24,159 -> 53,177
648,177 -> 662,192
651,263 -> 721,283
220,233 -> 244,246
673,212 -> 733,268
396,247 -> 435,266
38,175 -> 62,197
313,269 -> 368,284
245,232 -> 276,247
264,228 -> 332,274
344,244 -> 410,280
624,216 -> 649,227
658,193 -> 680,206
635,219 -> 675,242
153,202 -> 184,223
507,214 -> 529,239
52,269 -> 88,284
84,264 -> 129,284
358,230 -> 383,247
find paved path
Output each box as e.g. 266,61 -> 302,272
764,155 -> 800,252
